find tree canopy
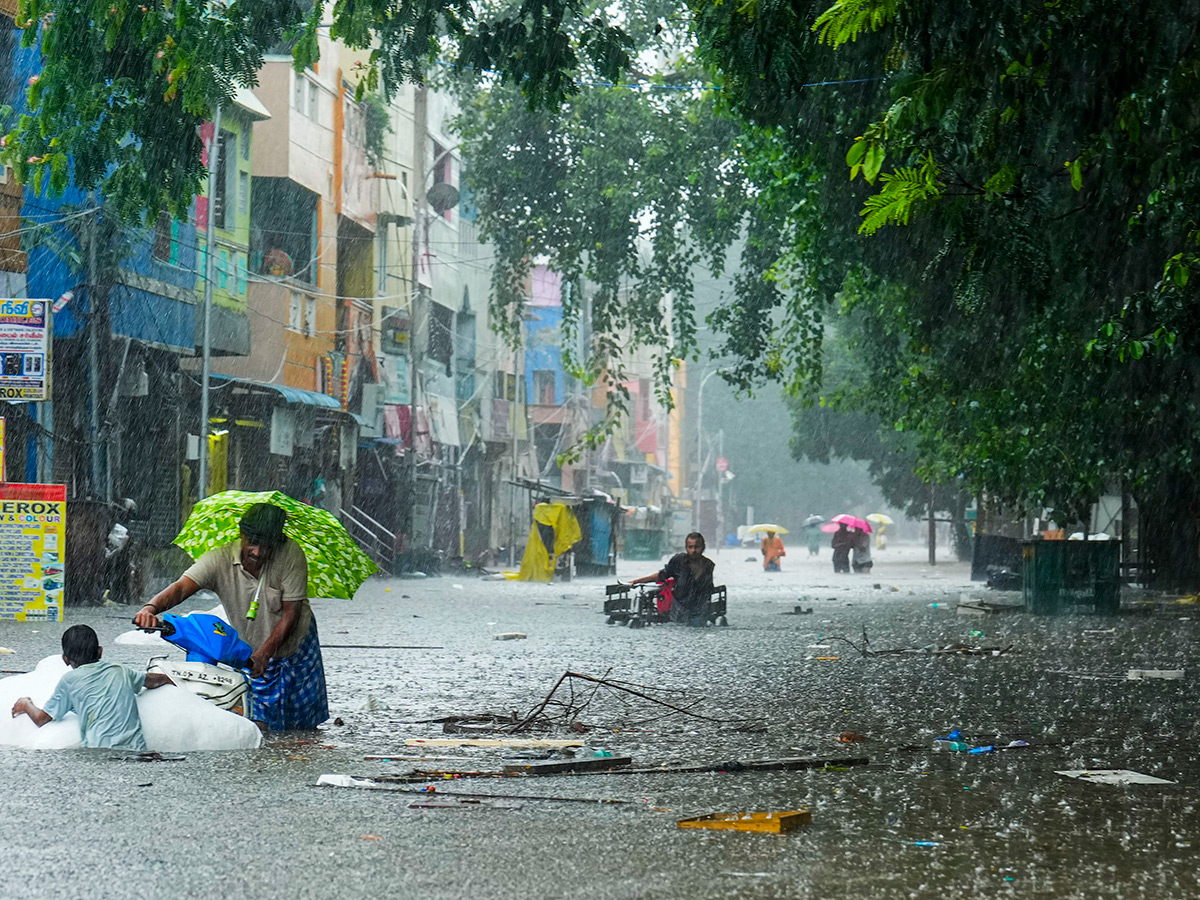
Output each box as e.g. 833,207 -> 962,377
447,68 -> 749,445
10,0 -> 1200,578
689,0 -> 1200,580
2,0 -> 634,219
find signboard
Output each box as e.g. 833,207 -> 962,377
270,407 -> 296,457
0,483 -> 66,621
0,299 -> 50,400
715,457 -> 729,472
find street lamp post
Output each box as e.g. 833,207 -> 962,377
692,367 -> 725,533
198,103 -> 223,503
407,87 -> 462,552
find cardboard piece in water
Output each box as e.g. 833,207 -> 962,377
1056,769 -> 1175,785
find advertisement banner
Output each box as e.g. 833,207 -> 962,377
0,299 -> 51,401
0,483 -> 66,621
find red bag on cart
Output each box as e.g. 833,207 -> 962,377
655,578 -> 675,614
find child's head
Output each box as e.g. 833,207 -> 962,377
61,624 -> 102,668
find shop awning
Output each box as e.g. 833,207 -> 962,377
210,374 -> 342,410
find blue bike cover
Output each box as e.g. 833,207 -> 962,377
161,613 -> 254,667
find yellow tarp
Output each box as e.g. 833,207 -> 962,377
517,503 -> 582,582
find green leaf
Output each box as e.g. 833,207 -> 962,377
863,143 -> 885,184
812,0 -> 901,48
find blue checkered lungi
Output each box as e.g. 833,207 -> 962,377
250,620 -> 328,731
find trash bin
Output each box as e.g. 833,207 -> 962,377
623,529 -> 664,560
1021,539 -> 1121,614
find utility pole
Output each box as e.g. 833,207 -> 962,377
409,85 -> 427,550
85,192 -> 103,499
198,104 -> 222,502
692,368 -> 723,533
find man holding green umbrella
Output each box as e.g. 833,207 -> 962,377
134,502 -> 328,731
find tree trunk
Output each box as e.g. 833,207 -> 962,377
951,492 -> 972,562
1135,478 -> 1200,590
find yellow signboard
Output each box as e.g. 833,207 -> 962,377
0,483 -> 66,621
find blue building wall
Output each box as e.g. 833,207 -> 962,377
524,304 -> 566,405
11,27 -> 200,350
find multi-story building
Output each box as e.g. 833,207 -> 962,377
191,36 -> 376,517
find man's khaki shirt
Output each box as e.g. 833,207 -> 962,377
183,539 -> 312,658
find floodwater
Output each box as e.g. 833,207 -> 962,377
1,542 -> 1197,899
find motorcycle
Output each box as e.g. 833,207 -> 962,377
134,612 -> 255,719
101,498 -> 142,605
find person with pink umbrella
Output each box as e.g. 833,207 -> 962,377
824,515 -> 872,573
830,522 -> 854,573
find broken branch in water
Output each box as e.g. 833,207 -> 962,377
831,629 -> 1014,658
510,670 -> 741,732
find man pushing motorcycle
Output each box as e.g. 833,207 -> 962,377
133,503 -> 328,731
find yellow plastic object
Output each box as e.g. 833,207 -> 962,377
517,503 -> 582,582
677,810 -> 811,833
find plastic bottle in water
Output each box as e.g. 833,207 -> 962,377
933,740 -> 969,751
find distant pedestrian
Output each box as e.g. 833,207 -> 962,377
11,624 -> 173,749
831,523 -> 853,574
806,523 -> 822,556
761,531 -> 786,572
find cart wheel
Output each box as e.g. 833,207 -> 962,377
628,619 -> 644,629
717,616 -> 728,627
606,616 -> 618,625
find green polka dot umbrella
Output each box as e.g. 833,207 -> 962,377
174,490 -> 378,599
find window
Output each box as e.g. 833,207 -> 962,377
495,371 -> 517,401
213,130 -> 234,229
456,310 -> 476,404
376,233 -> 388,296
533,370 -> 556,405
217,250 -> 229,290
428,303 -> 453,373
289,292 -> 302,331
236,258 -> 247,296
152,211 -> 172,261
305,295 -> 317,337
238,171 -> 249,217
250,177 -> 318,286
293,73 -> 304,112
307,79 -> 318,123
240,129 -> 250,161
430,140 -> 454,222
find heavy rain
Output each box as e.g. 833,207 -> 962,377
0,1 -> 1198,898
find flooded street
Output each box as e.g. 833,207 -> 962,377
2,543 -> 1198,899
